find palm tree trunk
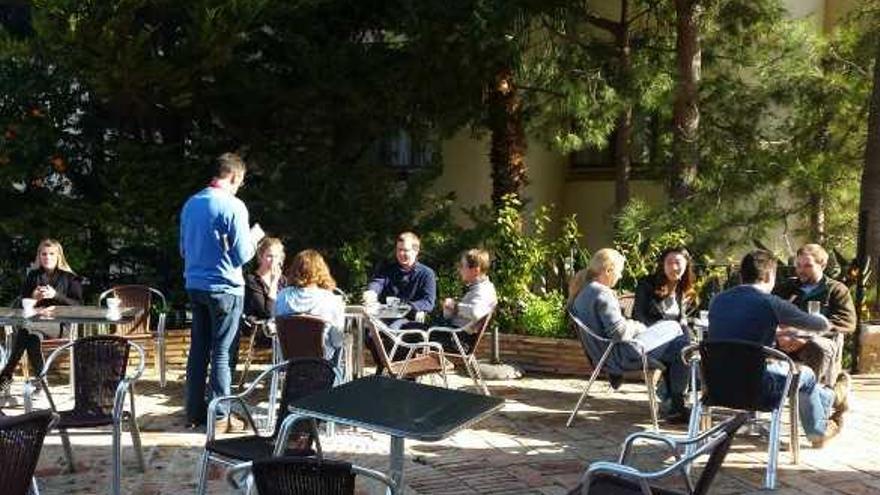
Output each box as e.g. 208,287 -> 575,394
671,0 -> 701,201
614,0 -> 632,212
858,40 -> 880,308
488,68 -> 528,209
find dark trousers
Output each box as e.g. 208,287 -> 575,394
185,290 -> 244,424
0,327 -> 44,379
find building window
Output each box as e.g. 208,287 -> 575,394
569,112 -> 660,180
379,129 -> 434,170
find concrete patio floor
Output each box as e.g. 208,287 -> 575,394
5,368 -> 880,494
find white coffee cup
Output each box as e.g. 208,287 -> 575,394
21,298 -> 37,315
362,290 -> 378,304
386,296 -> 400,308
106,297 -> 122,311
699,310 -> 709,322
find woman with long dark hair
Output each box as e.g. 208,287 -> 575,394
0,239 -> 82,392
633,246 -> 697,327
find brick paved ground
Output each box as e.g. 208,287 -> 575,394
4,368 -> 880,494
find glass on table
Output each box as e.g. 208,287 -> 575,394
807,301 -> 821,315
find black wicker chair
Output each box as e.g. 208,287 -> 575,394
682,340 -> 800,490
569,412 -> 748,495
196,358 -> 337,495
24,335 -> 146,495
98,285 -> 169,387
0,409 -> 56,495
227,456 -> 394,495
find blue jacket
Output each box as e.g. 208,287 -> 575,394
179,186 -> 255,295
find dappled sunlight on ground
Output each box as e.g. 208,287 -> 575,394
3,367 -> 879,494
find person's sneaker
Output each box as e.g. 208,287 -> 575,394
810,418 -> 841,448
830,372 -> 852,429
608,373 -> 624,390
833,372 -> 851,413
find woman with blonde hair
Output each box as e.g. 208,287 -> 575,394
0,238 -> 83,392
569,248 -> 690,423
230,237 -> 287,375
274,249 -> 345,378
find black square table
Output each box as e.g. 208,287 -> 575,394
289,375 -> 504,494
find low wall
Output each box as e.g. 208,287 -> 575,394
28,329 -> 592,378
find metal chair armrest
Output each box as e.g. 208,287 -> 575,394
393,329 -> 430,341
37,339 -> 79,379
113,378 -> 132,423
238,360 -> 290,399
620,432 -> 679,463
226,461 -> 253,490
275,413 -> 323,458
352,464 -> 396,491
126,341 -> 147,382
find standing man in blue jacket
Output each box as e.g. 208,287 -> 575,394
180,152 -> 263,428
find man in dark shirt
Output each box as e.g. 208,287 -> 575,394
364,231 -> 437,373
365,231 -> 437,319
773,244 -> 856,385
709,250 -> 850,448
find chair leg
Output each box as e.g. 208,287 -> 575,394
30,476 -> 40,495
468,355 -> 489,396
643,367 -> 660,432
765,406 -> 784,490
267,339 -> 280,430
112,420 -> 122,495
195,450 -> 211,495
59,428 -> 76,473
129,391 -> 146,472
566,364 -> 604,427
790,386 -> 800,465
237,331 -> 257,391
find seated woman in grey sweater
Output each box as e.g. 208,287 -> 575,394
569,248 -> 691,423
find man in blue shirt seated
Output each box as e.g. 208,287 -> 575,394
364,231 -> 437,372
708,250 -> 851,448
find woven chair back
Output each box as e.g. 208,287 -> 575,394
275,315 -> 327,360
0,410 -> 54,495
72,336 -> 131,417
252,457 -> 355,495
700,340 -> 769,411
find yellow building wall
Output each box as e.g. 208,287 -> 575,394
432,129 -> 567,230
562,180 -> 666,251
433,0 -> 842,249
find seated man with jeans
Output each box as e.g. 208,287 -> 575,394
773,243 -> 856,385
708,250 -> 850,448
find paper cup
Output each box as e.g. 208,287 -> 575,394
21,298 -> 37,315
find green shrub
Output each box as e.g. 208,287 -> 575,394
519,291 -> 570,338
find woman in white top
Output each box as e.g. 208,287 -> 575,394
275,249 -> 345,379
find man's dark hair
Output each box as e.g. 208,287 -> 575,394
215,152 -> 246,178
740,250 -> 777,284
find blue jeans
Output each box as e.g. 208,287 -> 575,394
763,362 -> 833,439
185,290 -> 244,423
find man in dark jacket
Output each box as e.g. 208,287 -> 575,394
773,244 -> 856,385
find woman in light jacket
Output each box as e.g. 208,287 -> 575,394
275,249 -> 345,380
